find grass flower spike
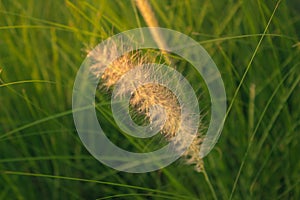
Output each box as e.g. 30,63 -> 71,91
89,42 -> 204,172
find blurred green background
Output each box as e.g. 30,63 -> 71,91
0,0 -> 299,199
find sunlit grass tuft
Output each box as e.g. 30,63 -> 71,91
0,0 -> 299,199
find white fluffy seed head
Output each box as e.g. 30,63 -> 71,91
88,44 -> 204,172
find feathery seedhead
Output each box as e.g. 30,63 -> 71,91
89,44 -> 204,172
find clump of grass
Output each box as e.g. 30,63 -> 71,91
1,0 -> 299,199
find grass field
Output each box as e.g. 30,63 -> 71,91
1,0 -> 300,199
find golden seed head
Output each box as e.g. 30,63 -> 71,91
89,46 -> 203,172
